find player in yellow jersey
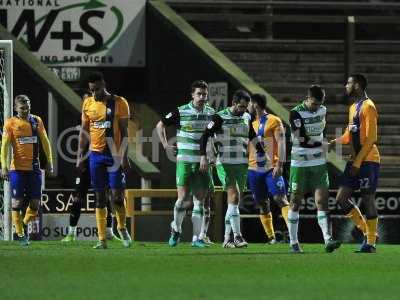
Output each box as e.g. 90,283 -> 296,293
247,94 -> 290,244
1,95 -> 53,246
329,74 -> 380,253
76,72 -> 131,249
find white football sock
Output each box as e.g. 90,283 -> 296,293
229,204 -> 241,238
224,207 -> 232,241
69,226 -> 77,236
172,199 -> 186,233
288,209 -> 299,245
317,210 -> 332,243
106,226 -> 113,238
192,198 -> 203,242
199,206 -> 210,240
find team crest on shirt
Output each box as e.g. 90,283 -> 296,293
293,119 -> 301,128
106,108 -> 112,116
207,121 -> 214,129
165,112 -> 172,119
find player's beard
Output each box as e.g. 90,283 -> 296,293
94,91 -> 106,101
346,86 -> 357,98
18,109 -> 30,119
194,99 -> 206,110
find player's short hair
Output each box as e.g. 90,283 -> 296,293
87,71 -> 105,84
232,89 -> 251,104
191,80 -> 208,93
308,85 -> 325,102
251,93 -> 267,109
350,74 -> 368,90
14,94 -> 30,105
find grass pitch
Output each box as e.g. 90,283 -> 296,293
1,241 -> 400,300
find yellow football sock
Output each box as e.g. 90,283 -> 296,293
281,205 -> 289,228
96,208 -> 107,241
366,218 -> 378,245
114,204 -> 126,230
12,211 -> 24,237
346,207 -> 367,235
23,207 -> 38,225
260,213 -> 275,239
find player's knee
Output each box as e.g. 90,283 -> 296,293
11,199 -> 23,211
112,196 -> 124,207
365,213 -> 378,220
259,201 -> 270,214
72,196 -> 83,210
227,191 -> 239,204
182,200 -> 192,210
315,199 -> 327,211
29,200 -> 40,211
96,201 -> 106,209
338,199 -> 354,215
73,193 -> 83,203
290,201 -> 300,211
174,199 -> 185,211
363,201 -> 378,219
96,196 -> 107,209
274,196 -> 289,208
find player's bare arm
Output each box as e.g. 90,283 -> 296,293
76,119 -> 89,171
119,116 -> 130,172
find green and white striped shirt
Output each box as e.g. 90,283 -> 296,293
290,102 -> 327,167
162,101 -> 215,163
213,108 -> 251,165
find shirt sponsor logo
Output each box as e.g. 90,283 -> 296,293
18,136 -> 38,144
183,123 -> 205,131
93,121 -> 111,129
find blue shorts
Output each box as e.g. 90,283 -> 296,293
341,161 -> 380,194
89,151 -> 126,191
248,169 -> 286,203
9,169 -> 42,200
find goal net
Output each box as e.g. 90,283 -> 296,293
0,40 -> 13,241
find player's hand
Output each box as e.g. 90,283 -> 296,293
76,157 -> 86,172
1,168 -> 9,181
272,165 -> 283,178
349,165 -> 359,177
209,160 -> 216,168
121,156 -> 131,173
328,140 -> 336,152
199,155 -> 208,172
46,163 -> 54,176
164,144 -> 177,157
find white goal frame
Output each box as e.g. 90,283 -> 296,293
0,40 -> 13,241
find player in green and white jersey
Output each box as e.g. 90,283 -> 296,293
156,80 -> 215,248
288,85 -> 341,253
200,90 -> 256,248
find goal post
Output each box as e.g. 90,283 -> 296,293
0,40 -> 13,241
